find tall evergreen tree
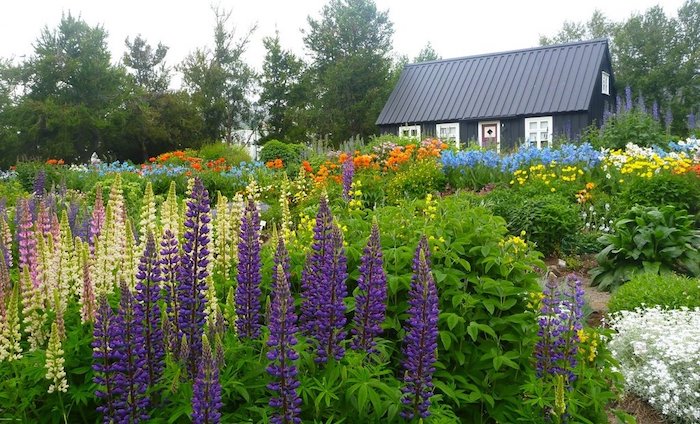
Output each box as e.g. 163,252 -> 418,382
123,35 -> 170,93
303,0 -> 395,143
259,31 -> 305,142
180,7 -> 257,143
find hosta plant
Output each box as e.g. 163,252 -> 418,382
590,205 -> 700,291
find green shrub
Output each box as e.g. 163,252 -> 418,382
608,272 -> 700,313
590,205 -> 700,291
385,160 -> 446,203
620,171 -> 700,215
586,109 -> 665,149
487,189 -> 581,256
259,140 -> 305,167
197,142 -> 252,165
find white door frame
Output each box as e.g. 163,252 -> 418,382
478,121 -> 500,152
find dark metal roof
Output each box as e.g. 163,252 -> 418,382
377,39 -> 610,125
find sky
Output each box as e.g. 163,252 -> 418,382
0,0 -> 689,82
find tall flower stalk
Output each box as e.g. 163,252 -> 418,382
92,297 -> 120,423
177,177 -> 211,376
235,197 -> 262,339
267,237 -> 302,424
350,219 -> 387,354
134,232 -> 164,388
314,224 -> 348,363
113,280 -> 150,423
160,228 -> 180,355
191,334 -> 222,424
341,154 -> 354,202
401,236 -> 439,420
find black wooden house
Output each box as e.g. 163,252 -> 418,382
376,39 -> 615,151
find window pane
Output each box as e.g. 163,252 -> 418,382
540,121 -> 548,130
529,132 -> 537,140
529,122 -> 537,130
541,131 -> 548,140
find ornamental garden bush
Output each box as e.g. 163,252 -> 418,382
608,273 -> 700,313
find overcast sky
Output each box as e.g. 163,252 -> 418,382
0,0 -> 688,79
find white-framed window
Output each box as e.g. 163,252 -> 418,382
601,71 -> 610,96
436,122 -> 460,148
524,116 -> 553,149
477,121 -> 500,153
398,125 -> 421,139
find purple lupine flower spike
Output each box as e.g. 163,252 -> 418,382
89,187 -> 106,251
267,237 -> 302,424
314,224 -> 348,364
652,101 -> 659,122
401,236 -> 439,420
113,280 -> 150,423
17,199 -> 37,277
192,335 -> 222,424
350,220 -> 387,354
235,197 -> 262,339
134,232 -> 164,388
33,170 -> 46,198
534,275 -> 584,386
93,296 -> 120,423
341,154 -> 354,202
160,228 -> 180,355
665,108 -> 673,131
624,86 -> 633,112
177,177 -> 211,377
300,195 -> 334,337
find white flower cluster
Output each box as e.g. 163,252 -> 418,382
609,307 -> 700,423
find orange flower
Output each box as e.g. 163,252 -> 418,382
191,162 -> 202,171
302,160 -> 313,174
46,159 -> 58,165
338,152 -> 349,164
148,157 -> 156,163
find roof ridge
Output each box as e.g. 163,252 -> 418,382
407,38 -> 609,67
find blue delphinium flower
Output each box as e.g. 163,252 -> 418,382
191,335 -> 222,424
267,236 -> 302,424
134,232 -> 164,388
350,219 -> 387,354
177,177 -> 211,377
625,86 -> 633,112
236,197 -> 262,339
401,236 -> 439,420
652,101 -> 660,122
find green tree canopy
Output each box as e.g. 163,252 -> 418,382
123,35 -> 170,93
414,42 -> 441,63
259,31 -> 305,142
303,0 -> 395,143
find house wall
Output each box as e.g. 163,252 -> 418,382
553,112 -> 591,141
589,48 -> 616,125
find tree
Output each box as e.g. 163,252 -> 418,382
123,35 -> 170,92
180,7 -> 257,143
13,13 -> 126,162
539,10 -> 616,45
414,42 -> 440,63
259,31 -> 305,142
303,0 -> 394,142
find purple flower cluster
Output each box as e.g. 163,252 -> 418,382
350,220 -> 387,354
92,297 -> 119,423
300,196 -> 334,336
341,154 -> 354,202
159,228 -> 181,354
401,236 -> 439,420
93,282 -> 150,423
192,335 -> 222,424
177,177 -> 211,376
134,233 -> 164,387
625,86 -> 633,112
534,275 -> 585,385
17,199 -> 37,274
235,197 -> 262,339
266,237 -> 302,424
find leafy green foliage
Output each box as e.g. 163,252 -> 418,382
608,272 -> 700,313
259,140 -> 306,167
487,190 -> 582,257
385,160 -> 446,204
590,205 -> 700,291
587,109 -> 665,150
197,143 -> 252,165
621,171 -> 700,215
